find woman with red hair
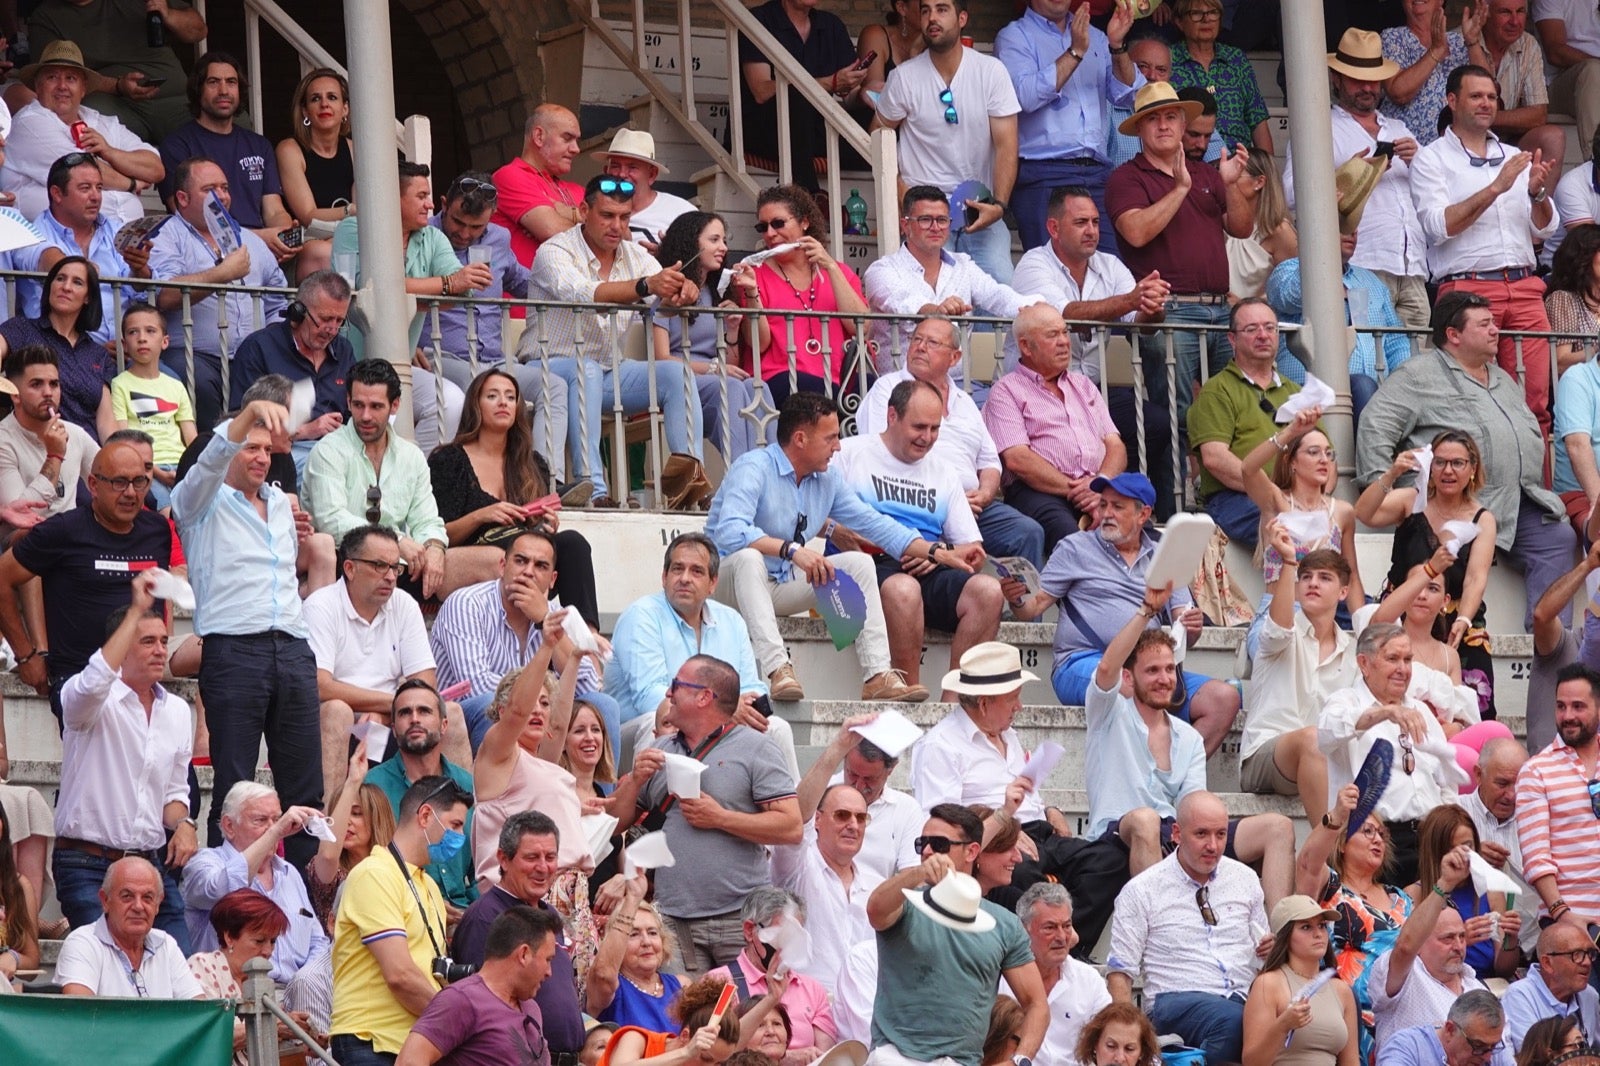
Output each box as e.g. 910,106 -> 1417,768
188,890 -> 309,1061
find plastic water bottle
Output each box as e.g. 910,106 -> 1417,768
844,189 -> 869,236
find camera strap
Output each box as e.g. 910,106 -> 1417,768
389,842 -> 446,960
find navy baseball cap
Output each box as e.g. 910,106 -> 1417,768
1089,472 -> 1156,508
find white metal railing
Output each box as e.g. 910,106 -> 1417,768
569,0 -> 899,263
240,0 -> 431,171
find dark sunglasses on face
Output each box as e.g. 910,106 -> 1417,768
754,216 -> 794,234
914,834 -> 968,854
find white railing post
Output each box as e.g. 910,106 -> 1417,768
869,127 -> 899,260
245,11 -> 263,134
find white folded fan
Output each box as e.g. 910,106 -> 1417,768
1146,513 -> 1215,590
1468,848 -> 1522,897
1410,445 -> 1433,514
663,752 -> 706,799
851,710 -> 924,760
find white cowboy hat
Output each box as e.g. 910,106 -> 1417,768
940,641 -> 1038,697
592,128 -> 669,175
903,871 -> 995,934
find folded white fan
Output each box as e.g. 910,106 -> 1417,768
1468,848 -> 1522,897
582,813 -> 618,868
851,710 -> 924,760
147,567 -> 196,610
1274,374 -> 1334,424
663,753 -> 706,799
623,830 -> 676,879
1169,617 -> 1187,665
1410,446 -> 1433,514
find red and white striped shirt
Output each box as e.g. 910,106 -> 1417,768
1516,740 -> 1600,921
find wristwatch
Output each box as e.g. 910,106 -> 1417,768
635,276 -> 651,299
1320,812 -> 1345,832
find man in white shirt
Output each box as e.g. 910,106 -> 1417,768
1106,790 -> 1269,1065
873,0 -> 1021,284
861,316 -> 1044,566
180,781 -> 328,983
1458,737 -> 1538,950
1369,845 -> 1506,1061
1319,622 -> 1464,887
771,782 -> 883,995
833,379 -> 1000,698
862,186 -> 1043,377
53,570 -> 195,948
594,129 -> 693,252
798,713 -> 924,880
1534,0 -> 1600,162
1241,529 -> 1355,825
1283,29 -> 1429,331
1017,883 -> 1110,1066
56,856 -> 203,998
1410,63 -> 1558,439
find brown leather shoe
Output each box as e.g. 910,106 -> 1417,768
767,663 -> 805,701
660,452 -> 711,510
862,669 -> 930,702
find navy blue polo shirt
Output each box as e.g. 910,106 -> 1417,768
228,319 -> 354,416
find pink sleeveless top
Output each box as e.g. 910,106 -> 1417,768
473,748 -> 592,887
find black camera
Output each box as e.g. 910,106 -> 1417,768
432,956 -> 477,984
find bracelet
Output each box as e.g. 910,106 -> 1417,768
1431,883 -> 1451,903
1109,42 -> 1128,54
45,453 -> 65,462
1138,605 -> 1157,618
1066,47 -> 1083,62
441,273 -> 452,297
1422,562 -> 1440,580
1272,433 -> 1288,452
13,649 -> 36,666
1550,900 -> 1571,919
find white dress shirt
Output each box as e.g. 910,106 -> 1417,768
1457,789 -> 1539,950
1033,958 -> 1114,1066
1005,245 -> 1136,382
1106,851 -> 1267,1000
862,244 -> 1042,375
830,772 -> 925,879
57,649 -> 192,852
860,370 -> 1001,493
911,705 -> 1048,822
1319,679 -> 1457,820
304,578 -> 436,693
833,939 -> 878,1044
1410,127 -> 1559,279
772,831 -> 883,995
54,917 -> 202,997
1241,612 -> 1356,762
1285,107 -> 1429,278
525,224 -> 661,362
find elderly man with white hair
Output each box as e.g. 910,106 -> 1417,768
179,780 -> 328,983
56,856 -> 203,997
1458,736 -> 1538,949
1017,882 -> 1110,1066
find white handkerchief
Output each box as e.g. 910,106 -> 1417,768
757,905 -> 813,971
1275,374 -> 1335,423
623,830 -> 676,879
1441,519 -> 1479,558
303,816 -> 337,843
1468,848 -> 1521,897
582,813 -> 618,869
1417,737 -> 1470,788
146,567 -> 196,610
740,242 -> 801,268
1411,446 -> 1433,514
851,710 -> 924,760
1170,617 -> 1187,665
1019,741 -> 1064,786
1276,509 -> 1331,547
288,377 -> 316,431
561,609 -> 607,659
663,753 -> 706,800
349,720 -> 391,760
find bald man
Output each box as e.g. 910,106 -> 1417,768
1460,737 -> 1537,950
56,858 -> 203,998
0,441 -> 177,722
492,103 -> 584,268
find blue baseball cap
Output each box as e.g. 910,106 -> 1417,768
1089,472 -> 1156,508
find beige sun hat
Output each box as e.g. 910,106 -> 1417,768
939,641 -> 1038,698
1327,28 -> 1400,81
1117,82 -> 1206,136
1335,151 -> 1390,235
592,128 -> 669,175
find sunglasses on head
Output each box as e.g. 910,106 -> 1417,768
596,177 -> 635,196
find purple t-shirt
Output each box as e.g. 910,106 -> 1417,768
409,973 -> 550,1066
158,120 -> 282,229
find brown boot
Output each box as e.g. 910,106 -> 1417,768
862,669 -> 930,702
767,663 -> 805,701
660,453 -> 710,510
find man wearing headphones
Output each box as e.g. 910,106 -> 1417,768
230,269 -> 356,476
149,154 -> 288,434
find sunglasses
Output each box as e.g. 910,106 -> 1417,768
1463,140 -> 1506,169
1196,885 -> 1218,926
754,216 -> 794,234
366,485 -> 382,524
914,835 -> 969,854
1399,733 -> 1416,775
450,175 -> 497,199
1589,779 -> 1600,820
596,177 -> 635,196
60,150 -> 96,169
669,677 -> 710,695
939,87 -> 958,124
825,809 -> 871,827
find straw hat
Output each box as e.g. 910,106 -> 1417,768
1335,152 -> 1390,235
1327,28 -> 1400,81
940,641 -> 1038,697
20,40 -> 97,89
1117,82 -> 1206,136
592,128 -> 669,175
902,871 -> 996,934
815,1042 -> 870,1066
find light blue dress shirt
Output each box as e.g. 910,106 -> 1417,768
608,591 -> 768,723
1265,257 -> 1412,384
426,215 -> 528,364
13,209 -> 136,344
181,839 -> 329,983
995,8 -> 1140,163
704,442 -> 920,580
171,424 -> 307,637
148,212 -> 287,356
1501,965 -> 1599,1051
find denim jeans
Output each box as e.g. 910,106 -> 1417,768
1203,488 -> 1262,548
1147,990 -> 1246,1063
1138,301 -> 1234,447
330,1034 -> 396,1066
1051,649 -> 1210,720
1012,158 -> 1116,254
54,845 -> 191,953
976,501 -> 1046,568
550,356 -> 705,497
945,218 -> 1015,285
694,368 -> 772,462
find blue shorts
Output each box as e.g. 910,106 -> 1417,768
1050,648 -> 1212,719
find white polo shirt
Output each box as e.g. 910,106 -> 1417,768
911,706 -> 1048,823
54,917 -> 203,998
304,578 -> 435,692
1033,958 -> 1113,1066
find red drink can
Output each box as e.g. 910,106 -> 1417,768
961,35 -> 974,48
70,121 -> 88,148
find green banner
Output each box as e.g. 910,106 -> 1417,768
0,995 -> 237,1065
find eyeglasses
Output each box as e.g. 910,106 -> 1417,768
1301,446 -> 1337,460
1546,947 -> 1600,966
1398,732 -> 1416,775
1352,823 -> 1385,839
1196,885 -> 1218,926
348,556 -> 406,576
1436,457 -> 1473,471
668,677 -> 710,695
1234,323 -> 1279,337
825,809 -> 871,826
127,967 -> 149,998
754,216 -> 794,234
1182,8 -> 1222,19
914,835 -> 969,854
98,474 -> 152,494
1464,140 -> 1506,168
1464,1037 -> 1506,1057
304,306 -> 346,331
365,485 -> 382,524
903,214 -> 952,230
939,87 -> 958,124
909,333 -> 957,351
596,177 -> 635,196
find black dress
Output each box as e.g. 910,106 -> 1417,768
427,443 -> 600,626
1384,509 -> 1495,719
302,138 -> 354,209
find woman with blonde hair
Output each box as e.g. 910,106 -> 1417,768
276,67 -> 354,228
602,972 -> 785,1066
306,742 -> 396,929
588,897 -> 685,1029
1229,147 -> 1298,300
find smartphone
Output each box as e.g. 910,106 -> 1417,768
277,226 -> 306,249
141,76 -> 167,89
853,50 -> 876,71
1373,141 -> 1396,159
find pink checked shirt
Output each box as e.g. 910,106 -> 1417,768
1515,741 -> 1600,923
982,364 -> 1117,483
